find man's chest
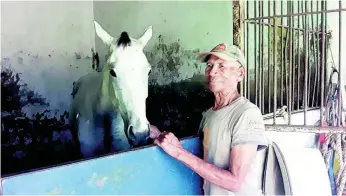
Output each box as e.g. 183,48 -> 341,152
201,115 -> 234,167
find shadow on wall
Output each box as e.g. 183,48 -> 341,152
1,67 -> 77,175
147,74 -> 214,139
1,38 -> 214,175
145,35 -> 214,138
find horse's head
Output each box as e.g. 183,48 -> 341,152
94,21 -> 152,147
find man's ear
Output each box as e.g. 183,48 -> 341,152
238,66 -> 246,81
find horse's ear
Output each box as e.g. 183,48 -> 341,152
138,26 -> 153,48
94,21 -> 114,45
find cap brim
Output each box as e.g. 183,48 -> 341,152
196,51 -> 235,63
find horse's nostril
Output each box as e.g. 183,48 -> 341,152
127,125 -> 151,146
128,125 -> 136,142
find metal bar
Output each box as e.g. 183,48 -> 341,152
263,106 -> 321,120
233,0 -> 243,96
242,0 -> 246,97
245,20 -> 331,34
297,0 -> 301,110
292,1 -> 295,111
311,0 -> 317,107
285,26 -> 289,123
265,125 -> 346,133
338,0 -> 343,126
273,0 -> 277,124
324,0 -> 328,105
315,1 -> 321,109
307,2 -> 311,110
244,8 -> 346,21
320,0 -> 325,126
258,0 -> 262,112
268,0 -> 271,114
254,0 -> 258,106
288,0 -> 293,125
280,0 -> 284,107
304,0 -> 309,125
245,0 -> 249,99
261,1 -> 264,113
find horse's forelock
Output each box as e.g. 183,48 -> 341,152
116,31 -> 131,47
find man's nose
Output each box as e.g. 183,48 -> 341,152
209,66 -> 218,76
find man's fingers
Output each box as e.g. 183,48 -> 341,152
154,138 -> 168,149
165,132 -> 175,139
158,133 -> 167,142
150,129 -> 161,139
154,138 -> 161,146
155,134 -> 170,145
149,125 -> 161,139
153,130 -> 175,147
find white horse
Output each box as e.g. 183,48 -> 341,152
69,21 -> 153,158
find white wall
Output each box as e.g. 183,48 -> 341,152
325,1 -> 346,111
93,1 -> 233,85
326,1 -> 346,81
1,1 -> 233,117
1,1 -> 95,117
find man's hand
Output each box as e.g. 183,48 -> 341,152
150,126 -> 183,158
149,125 -> 161,139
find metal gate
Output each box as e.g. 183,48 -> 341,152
233,1 -> 345,195
233,0 -> 345,131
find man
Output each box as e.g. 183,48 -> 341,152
150,43 -> 268,195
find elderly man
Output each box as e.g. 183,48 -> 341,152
150,43 -> 268,195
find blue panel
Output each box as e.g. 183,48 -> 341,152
1,137 -> 203,195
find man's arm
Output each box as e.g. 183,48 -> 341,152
175,143 -> 258,192
154,107 -> 267,192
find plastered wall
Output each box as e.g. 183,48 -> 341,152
1,1 -> 233,117
1,1 -> 95,117
1,1 -> 233,175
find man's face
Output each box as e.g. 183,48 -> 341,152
204,55 -> 244,93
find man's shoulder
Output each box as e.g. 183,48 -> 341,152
228,97 -> 262,119
230,98 -> 268,150
238,96 -> 260,109
199,97 -> 263,130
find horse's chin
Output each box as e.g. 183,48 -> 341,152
128,138 -> 151,148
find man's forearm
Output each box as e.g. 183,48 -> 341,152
175,147 -> 241,192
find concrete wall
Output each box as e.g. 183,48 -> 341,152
1,1 -> 233,175
93,1 -> 233,85
326,1 -> 346,80
325,1 -> 346,110
1,0 -> 233,116
1,1 -> 95,117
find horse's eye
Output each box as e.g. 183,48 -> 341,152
148,70 -> 152,75
110,70 -> 117,77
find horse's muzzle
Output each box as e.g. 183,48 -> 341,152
127,124 -> 150,146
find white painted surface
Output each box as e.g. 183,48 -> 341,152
325,1 -> 346,112
273,142 -> 332,195
93,1 -> 233,85
1,1 -> 233,116
264,109 -> 321,126
1,1 -> 96,117
263,109 -> 321,148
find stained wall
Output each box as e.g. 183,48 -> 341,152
1,1 -> 232,175
1,1 -> 95,117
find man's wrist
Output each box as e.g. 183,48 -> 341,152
174,146 -> 186,160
